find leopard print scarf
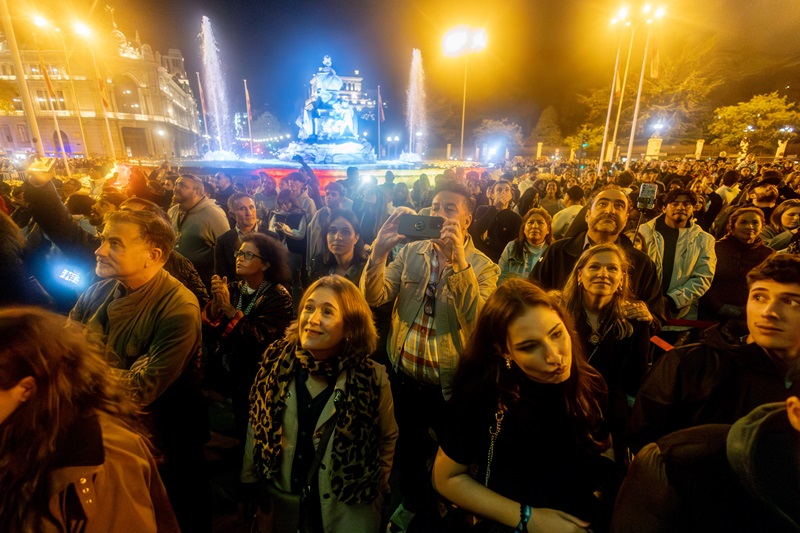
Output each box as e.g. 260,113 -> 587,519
249,339 -> 383,504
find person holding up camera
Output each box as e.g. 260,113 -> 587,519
362,179 -> 499,531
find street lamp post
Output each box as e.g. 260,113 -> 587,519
443,26 -> 487,161
598,8 -> 629,172
625,6 -> 665,169
74,21 -> 117,161
54,27 -> 89,157
31,24 -> 71,176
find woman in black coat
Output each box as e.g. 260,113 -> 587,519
203,233 -> 293,440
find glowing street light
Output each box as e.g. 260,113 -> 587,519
30,16 -> 70,175
443,26 -> 487,160
73,20 -> 116,160
625,5 -> 665,168
0,0 -> 45,155
33,15 -> 89,157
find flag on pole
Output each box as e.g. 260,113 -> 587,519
244,79 -> 253,121
377,85 -> 385,123
98,78 -> 110,110
196,73 -> 208,115
650,27 -> 660,79
36,49 -> 56,99
614,66 -> 622,98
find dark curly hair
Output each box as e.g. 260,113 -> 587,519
241,233 -> 292,290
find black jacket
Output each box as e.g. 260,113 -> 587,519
629,332 -> 800,453
612,403 -> 800,533
469,205 -> 522,263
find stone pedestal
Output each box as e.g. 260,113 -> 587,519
695,139 -> 705,160
646,137 -> 663,158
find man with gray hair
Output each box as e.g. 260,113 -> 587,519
70,209 -> 210,532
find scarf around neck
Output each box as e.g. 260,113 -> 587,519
249,339 -> 383,504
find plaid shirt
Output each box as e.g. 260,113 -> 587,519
398,250 -> 440,384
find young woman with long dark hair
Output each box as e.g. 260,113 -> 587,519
433,279 -> 618,532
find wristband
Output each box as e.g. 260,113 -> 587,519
516,504 -> 531,532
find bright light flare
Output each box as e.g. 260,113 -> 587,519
33,15 -> 48,28
642,4 -> 651,13
617,7 -> 629,20
74,21 -> 91,37
471,29 -> 487,51
443,26 -> 487,56
443,27 -> 469,56
654,7 -> 665,18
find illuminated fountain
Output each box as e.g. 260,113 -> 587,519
280,55 -> 376,164
404,48 -> 427,162
200,16 -> 235,159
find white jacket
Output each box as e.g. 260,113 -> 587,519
639,216 -> 717,319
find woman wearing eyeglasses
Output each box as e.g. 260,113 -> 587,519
309,209 -> 369,286
203,233 -> 294,440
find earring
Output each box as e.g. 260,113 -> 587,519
505,358 -> 512,369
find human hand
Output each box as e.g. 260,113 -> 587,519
210,275 -> 233,317
527,508 -> 590,533
433,218 -> 468,272
493,189 -> 512,208
623,300 -> 653,322
372,207 -> 416,260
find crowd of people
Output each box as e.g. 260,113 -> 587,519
1,152 -> 799,533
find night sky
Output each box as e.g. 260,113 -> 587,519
18,0 -> 800,141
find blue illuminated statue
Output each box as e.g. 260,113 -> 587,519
284,55 -> 376,164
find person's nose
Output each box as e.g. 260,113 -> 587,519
95,241 -> 109,257
308,309 -> 322,325
761,299 -> 781,319
544,341 -> 562,365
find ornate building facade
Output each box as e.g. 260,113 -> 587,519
0,26 -> 201,158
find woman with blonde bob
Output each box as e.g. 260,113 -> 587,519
243,275 -> 398,533
560,243 -> 652,463
0,307 -> 178,533
433,279 -> 618,533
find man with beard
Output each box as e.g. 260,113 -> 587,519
168,174 -> 230,290
747,171 -> 782,222
88,191 -> 127,233
531,186 -> 665,324
638,189 -> 716,320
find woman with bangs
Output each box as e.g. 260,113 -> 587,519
433,279 -> 618,533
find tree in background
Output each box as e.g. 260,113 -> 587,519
563,124 -> 604,152
473,118 -> 523,154
577,38 -> 725,143
0,81 -> 18,114
527,105 -> 562,148
708,92 -> 799,152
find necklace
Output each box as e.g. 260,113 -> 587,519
237,280 -> 270,315
586,314 -> 602,345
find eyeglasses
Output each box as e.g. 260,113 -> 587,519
234,251 -> 263,261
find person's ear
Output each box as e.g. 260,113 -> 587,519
261,261 -> 270,273
17,376 -> 36,403
146,247 -> 164,267
786,396 -> 800,432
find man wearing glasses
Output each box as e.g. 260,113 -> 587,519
364,179 -> 499,532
